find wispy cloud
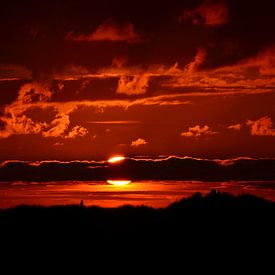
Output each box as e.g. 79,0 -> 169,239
228,124 -> 242,131
0,65 -> 32,81
185,48 -> 206,73
181,125 -> 217,137
4,45 -> 275,100
66,20 -> 141,43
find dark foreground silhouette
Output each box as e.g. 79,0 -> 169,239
1,190 -> 274,268
1,190 -> 274,240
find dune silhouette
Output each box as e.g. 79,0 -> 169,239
1,190 -> 274,268
1,191 -> 274,241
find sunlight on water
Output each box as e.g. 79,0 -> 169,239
0,180 -> 275,208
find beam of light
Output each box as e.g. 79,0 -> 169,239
107,180 -> 131,186
108,156 -> 125,163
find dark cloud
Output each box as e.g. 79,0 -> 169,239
0,0 -> 275,76
1,157 -> 275,181
0,1 -> 275,160
66,20 -> 141,43
181,0 -> 229,26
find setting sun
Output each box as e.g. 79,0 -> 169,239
107,180 -> 131,186
108,156 -> 125,163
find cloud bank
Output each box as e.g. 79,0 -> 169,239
1,157 -> 275,181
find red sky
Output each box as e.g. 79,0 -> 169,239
1,0 -> 275,160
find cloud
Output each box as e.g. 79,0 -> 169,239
0,81 -> 74,139
37,45 -> 275,98
0,115 -> 45,138
185,48 -> 206,73
116,74 -> 150,95
181,125 -> 216,137
65,125 -> 88,139
0,82 -> 52,138
239,46 -> 275,76
0,81 -> 190,139
0,65 -> 32,81
247,116 -> 275,136
66,20 -> 141,43
162,46 -> 275,93
181,0 -> 229,26
228,124 -> 241,131
42,114 -> 70,138
17,82 -> 52,103
131,138 -> 148,147
1,157 -> 275,181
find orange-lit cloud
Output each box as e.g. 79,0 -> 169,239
17,82 -> 52,103
239,46 -> 275,76
0,114 -> 45,138
162,45 -> 275,93
181,125 -> 216,137
247,116 -> 275,136
131,138 -> 148,147
35,44 -> 273,100
0,82 -> 51,138
65,125 -> 88,139
3,45 -> 275,101
228,124 -> 242,131
117,74 -> 150,95
185,48 -> 206,73
181,1 -> 229,26
66,20 -> 141,43
0,81 -> 190,139
42,115 -> 70,138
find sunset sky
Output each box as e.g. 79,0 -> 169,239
1,0 -> 275,161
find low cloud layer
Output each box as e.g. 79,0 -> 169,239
1,157 -> 275,181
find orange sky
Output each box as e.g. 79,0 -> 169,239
1,0 -> 275,160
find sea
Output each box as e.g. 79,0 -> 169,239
1,180 -> 275,208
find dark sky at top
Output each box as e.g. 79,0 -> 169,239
0,0 -> 275,160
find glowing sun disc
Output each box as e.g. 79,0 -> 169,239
108,156 -> 125,163
107,180 -> 131,186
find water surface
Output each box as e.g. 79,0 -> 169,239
0,180 -> 275,208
